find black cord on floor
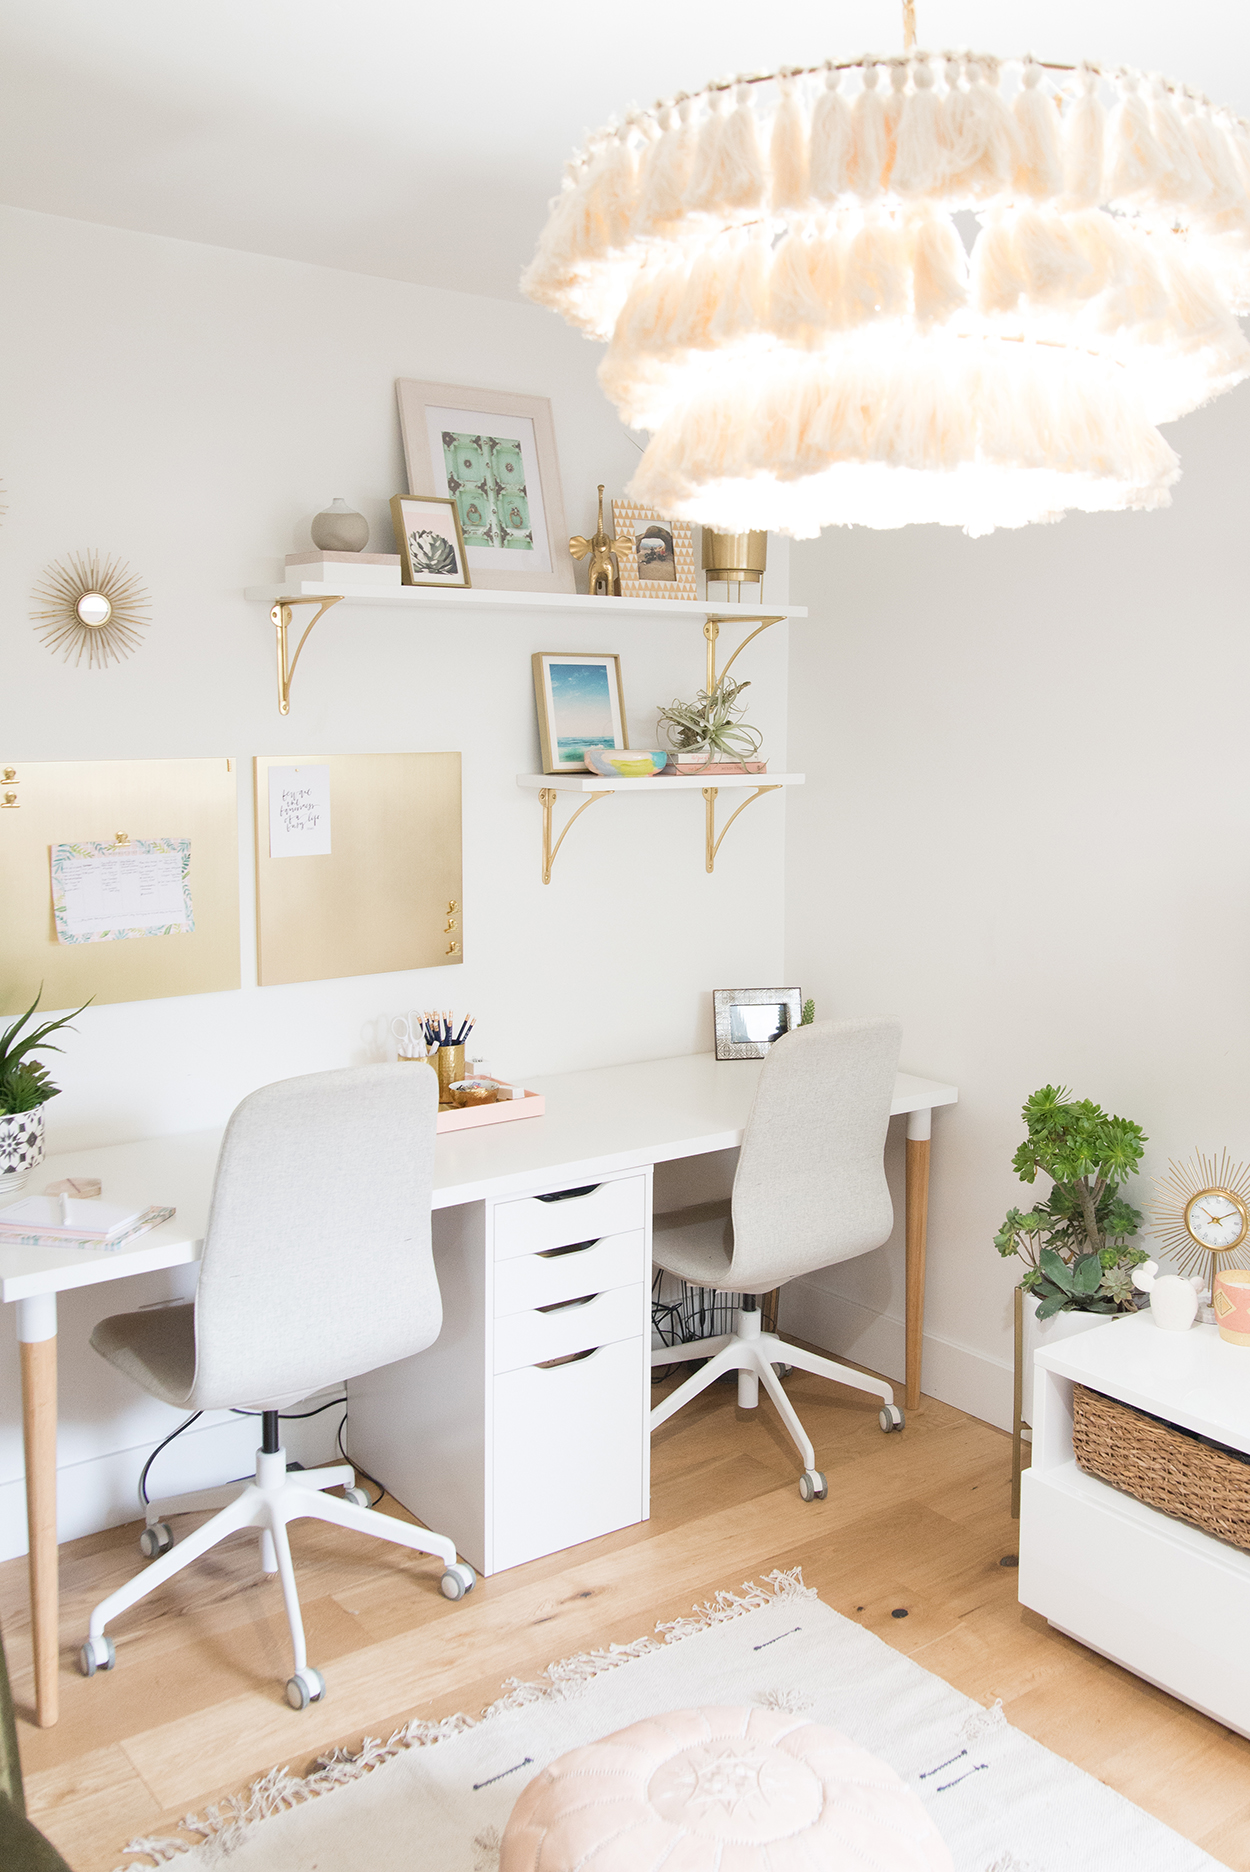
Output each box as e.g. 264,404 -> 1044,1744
139,1411 -> 202,1506
139,1395 -> 350,1504
337,1408 -> 385,1507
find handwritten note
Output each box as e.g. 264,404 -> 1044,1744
51,840 -> 193,942
269,765 -> 332,858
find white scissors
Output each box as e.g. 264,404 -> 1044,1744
390,1013 -> 426,1056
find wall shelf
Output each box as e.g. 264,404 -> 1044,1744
244,585 -> 806,714
516,772 -> 805,883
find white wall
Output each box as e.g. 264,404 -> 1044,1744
783,381 -> 1250,1429
0,205 -> 790,1556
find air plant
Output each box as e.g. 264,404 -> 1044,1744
655,677 -> 763,767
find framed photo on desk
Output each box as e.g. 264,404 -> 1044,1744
714,987 -> 802,1060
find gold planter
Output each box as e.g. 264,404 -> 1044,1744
702,530 -> 767,603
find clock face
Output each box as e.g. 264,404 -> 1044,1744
1184,1189 -> 1249,1252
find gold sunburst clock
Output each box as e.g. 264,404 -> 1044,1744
1152,1150 -> 1250,1300
31,550 -> 150,669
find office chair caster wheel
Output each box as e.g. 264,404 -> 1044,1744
79,1635 -> 115,1677
440,1562 -> 476,1600
798,1470 -> 827,1502
286,1666 -> 325,1709
139,1521 -> 173,1558
342,1486 -> 372,1508
879,1404 -> 905,1433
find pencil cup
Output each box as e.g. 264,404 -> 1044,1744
1214,1269 -> 1250,1344
436,1045 -> 464,1100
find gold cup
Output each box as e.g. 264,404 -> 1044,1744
436,1044 -> 465,1102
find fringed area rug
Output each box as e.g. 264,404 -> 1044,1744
118,1570 -> 1220,1871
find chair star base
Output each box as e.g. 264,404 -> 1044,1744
650,1307 -> 901,1498
79,1444 -> 473,1705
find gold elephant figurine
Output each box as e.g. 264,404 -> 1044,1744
569,485 -> 627,597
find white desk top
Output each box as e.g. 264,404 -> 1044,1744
1,1052 -> 957,1304
1036,1310 -> 1250,1455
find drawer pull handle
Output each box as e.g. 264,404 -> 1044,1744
535,1185 -> 599,1203
536,1292 -> 597,1314
535,1346 -> 599,1369
537,1239 -> 599,1259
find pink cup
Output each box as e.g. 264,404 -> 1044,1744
1213,1269 -> 1250,1344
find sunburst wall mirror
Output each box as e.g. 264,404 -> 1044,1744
1152,1149 -> 1250,1302
31,550 -> 150,668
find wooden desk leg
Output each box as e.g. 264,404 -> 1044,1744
904,1110 -> 932,1417
18,1294 -> 59,1728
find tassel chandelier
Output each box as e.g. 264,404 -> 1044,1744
522,16 -> 1250,536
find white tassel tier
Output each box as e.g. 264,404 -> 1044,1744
523,48 -> 1250,534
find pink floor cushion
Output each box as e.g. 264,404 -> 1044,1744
500,1704 -> 954,1871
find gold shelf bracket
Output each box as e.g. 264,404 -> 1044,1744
271,595 -> 345,715
704,614 -> 786,693
540,787 -> 609,883
703,784 -> 781,874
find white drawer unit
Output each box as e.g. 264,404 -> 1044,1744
493,1176 -> 647,1260
346,1166 -> 652,1576
493,1229 -> 644,1316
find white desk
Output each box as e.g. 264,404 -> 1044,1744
2,1051 -> 956,1725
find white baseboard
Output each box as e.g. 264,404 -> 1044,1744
0,1403 -> 341,1565
782,1279 -> 1013,1433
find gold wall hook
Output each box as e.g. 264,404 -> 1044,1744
1,766 -> 17,808
271,595 -> 345,714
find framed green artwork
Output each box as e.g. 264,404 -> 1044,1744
396,379 -> 575,594
394,376 -> 576,587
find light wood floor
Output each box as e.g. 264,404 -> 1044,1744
4,1365 -> 1250,1871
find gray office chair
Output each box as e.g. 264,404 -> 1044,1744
78,1064 -> 473,1710
651,1017 -> 905,1500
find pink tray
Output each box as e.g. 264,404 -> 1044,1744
435,1082 -> 545,1133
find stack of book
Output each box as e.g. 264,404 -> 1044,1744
0,1194 -> 174,1251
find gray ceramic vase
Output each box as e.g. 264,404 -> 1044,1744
311,498 -> 369,553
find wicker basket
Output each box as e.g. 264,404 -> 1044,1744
1071,1383 -> 1250,1554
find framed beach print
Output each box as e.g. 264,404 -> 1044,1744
611,500 -> 697,601
396,379 -> 575,594
389,495 -> 470,588
532,652 -> 628,774
713,986 -> 802,1060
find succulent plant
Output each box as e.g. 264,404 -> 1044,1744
0,992 -> 90,1116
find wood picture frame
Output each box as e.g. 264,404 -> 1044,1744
396,379 -> 574,594
611,500 -> 698,601
532,652 -> 628,774
389,494 -> 471,588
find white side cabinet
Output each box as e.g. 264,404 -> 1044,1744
1019,1312 -> 1250,1739
347,1167 -> 651,1576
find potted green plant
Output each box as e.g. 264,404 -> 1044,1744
996,1085 -> 1149,1362
0,993 -> 89,1196
656,676 -> 764,771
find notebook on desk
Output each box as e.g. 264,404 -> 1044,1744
0,1195 -> 175,1251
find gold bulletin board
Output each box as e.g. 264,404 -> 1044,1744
254,753 -> 462,987
0,758 -> 241,1013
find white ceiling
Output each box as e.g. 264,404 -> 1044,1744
2,0 -> 1248,302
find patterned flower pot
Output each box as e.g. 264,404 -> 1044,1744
0,1104 -> 46,1199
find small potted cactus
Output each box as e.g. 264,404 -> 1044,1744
0,994 -> 89,1196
